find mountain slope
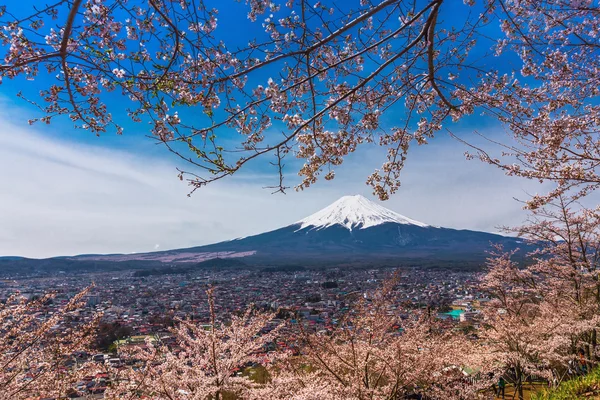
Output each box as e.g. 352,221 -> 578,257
188,220 -> 521,265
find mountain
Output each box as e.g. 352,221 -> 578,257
297,194 -> 430,230
72,195 -> 527,269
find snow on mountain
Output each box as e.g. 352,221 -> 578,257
296,194 -> 430,231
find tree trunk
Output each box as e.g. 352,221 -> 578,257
592,329 -> 597,365
518,384 -> 524,400
516,367 -> 524,400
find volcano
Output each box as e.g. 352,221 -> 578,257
72,195 -> 526,268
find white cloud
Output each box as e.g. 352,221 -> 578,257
0,104 -> 552,258
0,112 -> 303,257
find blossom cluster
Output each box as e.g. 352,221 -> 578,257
2,1 -> 597,203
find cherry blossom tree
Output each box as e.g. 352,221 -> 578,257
106,287 -> 285,400
0,286 -> 100,399
479,249 -> 555,400
1,0 -> 598,202
259,278 -> 492,400
517,198 -> 600,369
480,198 -> 600,399
462,0 -> 600,208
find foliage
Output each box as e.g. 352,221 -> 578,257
321,281 -> 339,289
533,367 -> 600,400
95,321 -> 133,351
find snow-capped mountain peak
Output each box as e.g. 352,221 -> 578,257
296,195 -> 429,231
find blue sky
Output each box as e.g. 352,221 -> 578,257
0,0 -> 553,257
0,97 -> 549,258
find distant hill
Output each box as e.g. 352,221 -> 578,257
131,257 -> 248,277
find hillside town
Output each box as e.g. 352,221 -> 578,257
0,266 -> 483,331
0,266 -> 485,397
